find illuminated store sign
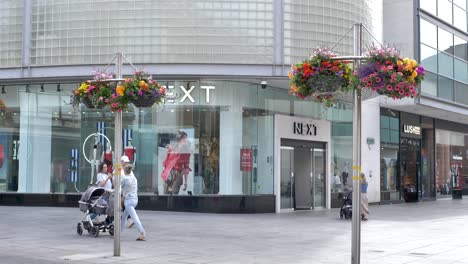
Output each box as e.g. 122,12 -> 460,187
402,125 -> 421,135
164,85 -> 216,103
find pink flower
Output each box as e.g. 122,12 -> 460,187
367,81 -> 372,87
386,85 -> 393,91
405,93 -> 410,97
399,89 -> 404,95
409,85 -> 415,91
98,96 -> 104,101
105,99 -> 110,103
376,77 -> 381,82
363,77 -> 368,83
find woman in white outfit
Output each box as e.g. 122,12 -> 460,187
121,164 -> 146,241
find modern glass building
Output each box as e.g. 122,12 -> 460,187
1,0 -> 388,213
379,0 -> 468,204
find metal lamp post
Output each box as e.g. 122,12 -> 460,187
351,22 -> 362,264
113,53 -> 123,257
331,22 -> 369,264
87,52 -> 139,256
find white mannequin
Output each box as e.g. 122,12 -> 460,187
124,138 -> 137,167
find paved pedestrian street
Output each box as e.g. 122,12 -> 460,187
1,198 -> 468,264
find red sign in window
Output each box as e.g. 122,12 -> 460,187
240,149 -> 253,172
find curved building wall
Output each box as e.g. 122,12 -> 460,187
31,0 -> 275,65
0,0 -> 382,68
284,0 -> 382,65
0,0 -> 23,67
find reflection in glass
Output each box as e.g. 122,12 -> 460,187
454,59 -> 468,83
421,71 -> 438,96
438,75 -> 454,100
455,82 -> 468,105
438,0 -> 453,24
420,19 -> 438,48
420,44 -> 438,73
438,52 -> 454,77
454,35 -> 468,61
438,28 -> 454,54
454,6 -> 467,31
420,0 -> 437,15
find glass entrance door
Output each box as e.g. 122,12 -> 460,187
280,146 -> 294,209
280,139 -> 326,210
311,148 -> 326,208
400,138 -> 421,202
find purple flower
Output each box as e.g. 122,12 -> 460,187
357,62 -> 378,79
416,66 -> 424,75
129,91 -> 134,96
138,90 -> 143,96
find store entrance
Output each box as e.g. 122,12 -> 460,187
280,139 -> 326,210
400,137 -> 421,202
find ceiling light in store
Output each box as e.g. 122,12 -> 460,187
170,109 -> 174,113
186,109 -> 191,112
68,112 -> 71,114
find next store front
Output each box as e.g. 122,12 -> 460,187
0,79 -> 355,213
380,108 -> 467,203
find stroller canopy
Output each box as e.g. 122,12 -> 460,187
80,186 -> 106,202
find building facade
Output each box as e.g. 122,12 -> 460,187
375,0 -> 468,204
0,0 -> 383,213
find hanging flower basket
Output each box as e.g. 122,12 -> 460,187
118,71 -> 166,110
71,71 -> 115,109
350,45 -> 425,99
130,96 -> 158,107
81,96 -> 105,109
288,48 -> 353,107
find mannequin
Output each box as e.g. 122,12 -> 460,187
124,138 -> 136,166
102,144 -> 113,173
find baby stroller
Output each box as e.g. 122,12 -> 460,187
339,189 -> 352,220
77,186 -> 114,237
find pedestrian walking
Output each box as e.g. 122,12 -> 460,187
121,164 -> 146,241
360,173 -> 369,221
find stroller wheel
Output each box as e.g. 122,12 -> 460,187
108,225 -> 114,236
89,226 -> 100,238
76,223 -> 83,236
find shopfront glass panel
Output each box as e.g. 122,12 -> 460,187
380,109 -> 400,201
421,117 -> 435,199
1,80 -> 354,198
0,85 -> 21,192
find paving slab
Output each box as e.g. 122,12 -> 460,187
0,198 -> 468,263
